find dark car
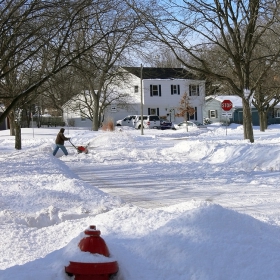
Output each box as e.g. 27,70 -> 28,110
160,119 -> 173,130
172,121 -> 207,130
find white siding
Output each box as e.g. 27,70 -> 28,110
142,79 -> 205,123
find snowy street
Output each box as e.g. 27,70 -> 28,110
65,126 -> 280,223
68,154 -> 280,214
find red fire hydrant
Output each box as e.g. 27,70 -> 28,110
65,225 -> 118,280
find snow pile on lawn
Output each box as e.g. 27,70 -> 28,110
0,144 -> 122,228
2,202 -> 280,280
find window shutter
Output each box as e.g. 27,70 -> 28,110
157,108 -> 159,116
159,85 -> 161,96
148,108 -> 151,115
150,85 -> 153,96
178,85 -> 180,95
197,85 -> 200,96
208,110 -> 210,118
171,85 -> 173,95
195,107 -> 197,120
189,85 -> 191,96
215,110 -> 218,118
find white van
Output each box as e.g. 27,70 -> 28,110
116,115 -> 138,127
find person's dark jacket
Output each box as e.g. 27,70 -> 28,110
55,128 -> 70,145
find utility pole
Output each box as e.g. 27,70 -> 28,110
140,64 -> 144,135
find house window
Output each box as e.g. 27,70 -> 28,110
189,85 -> 199,96
275,109 -> 280,118
171,85 -> 180,95
209,110 -> 217,118
148,108 -> 159,115
134,86 -> 139,93
81,115 -> 86,121
111,105 -> 117,112
150,84 -> 161,96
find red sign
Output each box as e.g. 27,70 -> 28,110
221,100 -> 233,111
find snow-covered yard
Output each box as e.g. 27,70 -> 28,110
1,124 -> 280,279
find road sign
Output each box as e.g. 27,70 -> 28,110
222,112 -> 232,117
221,100 -> 233,111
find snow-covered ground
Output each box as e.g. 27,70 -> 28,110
1,124 -> 280,279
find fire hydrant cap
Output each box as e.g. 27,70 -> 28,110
84,229 -> 101,236
65,225 -> 118,279
79,226 -> 110,256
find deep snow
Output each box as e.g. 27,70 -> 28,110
1,124 -> 280,279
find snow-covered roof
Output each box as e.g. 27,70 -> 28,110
206,95 -> 242,107
215,95 -> 242,107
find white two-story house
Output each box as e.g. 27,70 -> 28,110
63,67 -> 206,127
104,67 -> 206,124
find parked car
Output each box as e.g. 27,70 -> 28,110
134,115 -> 161,129
116,115 -> 138,127
159,119 -> 173,130
172,121 -> 207,130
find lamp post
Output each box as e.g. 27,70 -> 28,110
169,108 -> 175,122
67,108 -> 69,135
94,90 -> 98,130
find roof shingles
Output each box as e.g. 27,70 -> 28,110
123,67 -> 199,80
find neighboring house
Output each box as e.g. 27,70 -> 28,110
204,95 -> 242,124
62,94 -> 93,128
62,67 -> 206,127
62,88 -> 139,128
204,95 -> 280,125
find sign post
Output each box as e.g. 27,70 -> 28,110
221,100 -> 233,136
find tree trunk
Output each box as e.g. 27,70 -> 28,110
9,112 -> 15,136
185,112 -> 188,132
92,111 -> 99,130
91,95 -> 99,131
259,111 -> 267,132
98,111 -> 104,127
242,100 -> 254,143
15,123 -> 21,150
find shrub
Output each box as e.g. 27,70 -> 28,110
101,118 -> 115,131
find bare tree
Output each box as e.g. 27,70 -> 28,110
176,93 -> 195,132
41,67 -> 83,117
129,0 -> 280,143
68,1 -> 141,130
253,74 -> 280,131
141,47 -> 185,68
0,0 -> 132,148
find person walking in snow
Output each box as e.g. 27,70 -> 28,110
53,128 -> 70,156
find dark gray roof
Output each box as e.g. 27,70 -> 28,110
123,67 -> 199,80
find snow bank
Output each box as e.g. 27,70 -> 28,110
1,202 -> 280,280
